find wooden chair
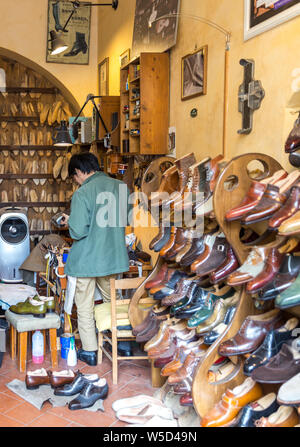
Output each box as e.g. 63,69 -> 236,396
97,276 -> 156,385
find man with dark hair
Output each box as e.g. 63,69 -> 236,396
62,152 -> 131,366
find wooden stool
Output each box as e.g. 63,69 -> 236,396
5,310 -> 61,372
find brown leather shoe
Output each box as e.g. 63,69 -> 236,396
210,247 -> 239,284
218,309 -> 285,356
164,228 -> 190,260
285,111 -> 300,153
132,305 -> 169,336
151,165 -> 179,206
175,230 -> 194,263
160,338 -> 204,376
226,246 -> 270,286
201,378 -> 263,427
246,248 -> 285,294
241,171 -> 300,225
147,325 -> 195,359
159,227 -> 177,257
49,370 -> 79,388
278,209 -> 300,236
268,184 -> 300,230
25,368 -> 51,390
149,268 -> 177,295
180,392 -> 193,406
191,232 -> 227,275
180,233 -> 205,267
167,350 -> 206,385
225,170 -> 287,222
145,263 -> 168,289
255,406 -> 299,427
161,278 -> 198,307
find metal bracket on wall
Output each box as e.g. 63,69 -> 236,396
238,58 -> 265,135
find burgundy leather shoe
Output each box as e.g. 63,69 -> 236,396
145,263 -> 168,289
285,112 -> 300,153
246,249 -> 285,294
180,392 -> 193,406
225,170 -> 287,222
210,247 -> 239,284
268,184 -> 300,230
218,309 -> 285,357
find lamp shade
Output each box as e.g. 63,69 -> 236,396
53,120 -> 73,147
49,30 -> 68,55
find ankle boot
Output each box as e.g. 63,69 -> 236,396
64,32 -> 88,57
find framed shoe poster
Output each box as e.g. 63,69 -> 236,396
244,0 -> 300,41
46,0 -> 91,65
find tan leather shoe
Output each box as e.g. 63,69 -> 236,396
278,209 -> 300,236
201,377 -> 263,427
255,405 -> 299,427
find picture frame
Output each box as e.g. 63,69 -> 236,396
244,0 -> 300,41
46,0 -> 91,65
181,45 -> 208,101
120,49 -> 130,68
98,57 -> 109,96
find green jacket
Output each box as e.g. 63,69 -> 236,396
65,171 -> 130,278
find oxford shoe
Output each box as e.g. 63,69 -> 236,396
152,271 -> 189,300
167,350 -> 206,385
54,372 -> 99,396
180,235 -> 205,267
255,405 -> 299,427
268,184 -> 300,230
241,172 -> 300,225
226,246 -> 270,287
169,284 -> 203,315
275,274 -> 300,309
218,309 -> 285,357
285,111 -> 300,153
210,247 -> 239,284
144,263 -> 169,289
200,377 -> 263,427
68,378 -> 109,410
161,339 -> 204,376
225,170 -> 287,222
196,294 -> 240,335
258,254 -> 300,300
149,268 -> 179,295
161,278 -> 199,307
246,249 -> 285,294
235,392 -> 279,427
172,287 -> 215,319
164,228 -> 190,260
243,317 -> 299,376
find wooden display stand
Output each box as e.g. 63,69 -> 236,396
192,153 -> 283,418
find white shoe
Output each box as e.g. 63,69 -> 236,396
112,394 -> 164,413
116,403 -> 173,424
128,415 -> 178,427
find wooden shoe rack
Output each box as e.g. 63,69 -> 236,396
0,55 -> 79,243
192,153 -> 283,418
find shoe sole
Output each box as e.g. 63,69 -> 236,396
10,310 -> 46,318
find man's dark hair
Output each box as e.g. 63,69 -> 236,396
68,152 -> 100,177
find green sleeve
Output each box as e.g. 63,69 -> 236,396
68,191 -> 90,240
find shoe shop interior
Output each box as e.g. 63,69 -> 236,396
0,0 -> 300,431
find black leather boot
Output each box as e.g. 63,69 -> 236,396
52,1 -> 64,32
64,32 -> 88,57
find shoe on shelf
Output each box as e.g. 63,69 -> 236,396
255,405 -> 299,427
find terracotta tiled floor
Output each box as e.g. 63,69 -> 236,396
0,346 -> 157,427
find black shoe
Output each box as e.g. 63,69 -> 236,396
54,372 -> 99,396
64,32 -> 88,57
68,379 -> 109,410
77,349 -> 97,366
104,341 -> 133,357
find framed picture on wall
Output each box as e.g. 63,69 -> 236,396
244,0 -> 300,41
132,0 -> 181,58
46,0 -> 91,65
98,58 -> 109,96
120,49 -> 131,67
181,46 -> 208,101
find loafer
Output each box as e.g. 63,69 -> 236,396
243,317 -> 299,376
252,341 -> 300,384
25,368 -> 50,390
54,372 -> 99,396
255,405 -> 299,427
68,378 -> 108,410
200,377 -> 263,427
77,349 -> 97,366
235,392 -> 279,427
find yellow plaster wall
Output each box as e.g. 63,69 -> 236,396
0,0 -> 99,114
